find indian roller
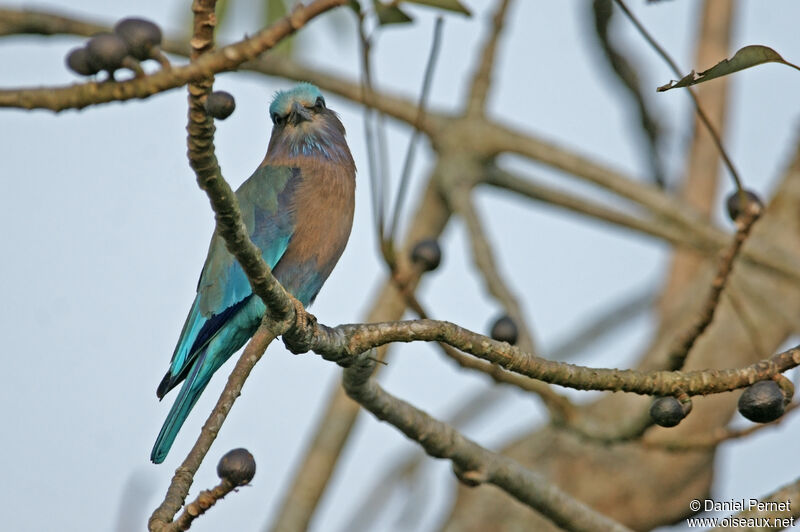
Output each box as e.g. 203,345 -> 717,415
151,83 -> 356,464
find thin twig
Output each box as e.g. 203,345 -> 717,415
387,17 -> 444,244
612,0 -> 742,193
150,326 -> 276,530
165,479 -> 237,532
564,204 -> 762,442
485,167 -> 714,251
592,0 -> 664,187
451,187 -> 538,356
659,0 -> 735,307
642,402 -> 800,452
466,0 -> 513,116
353,7 -> 385,240
665,203 -> 762,370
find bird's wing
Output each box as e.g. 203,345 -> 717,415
158,165 -> 299,396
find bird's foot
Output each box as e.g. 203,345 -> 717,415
282,296 -> 317,354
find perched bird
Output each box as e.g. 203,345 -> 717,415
151,83 -> 356,464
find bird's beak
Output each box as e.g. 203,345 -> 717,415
288,101 -> 312,126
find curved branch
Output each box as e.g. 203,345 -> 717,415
643,402 -> 800,452
149,325 -> 276,529
165,478 -> 238,532
0,0 -> 347,111
300,318 -> 800,397
466,0 -> 513,116
343,354 -> 632,532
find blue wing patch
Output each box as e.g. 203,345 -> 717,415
158,165 -> 299,396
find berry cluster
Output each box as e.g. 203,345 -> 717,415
66,18 -> 165,79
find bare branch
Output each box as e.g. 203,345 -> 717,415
267,177 -> 453,532
387,17 -> 445,244
643,402 -> 800,452
165,478 -> 238,532
150,326 -> 276,530
289,316 -> 800,397
342,354 -> 633,532
660,0 -> 737,304
592,0 -> 664,187
485,167 -> 709,249
451,188 -> 538,355
665,203 -> 762,371
613,0 -> 743,193
0,0 -> 348,111
466,0 -> 513,116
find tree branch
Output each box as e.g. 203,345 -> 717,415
0,0 -> 347,111
451,187 -> 538,356
342,353 -> 632,532
466,0 -> 513,116
643,401 -> 800,452
165,478 -> 238,532
150,326 -> 276,530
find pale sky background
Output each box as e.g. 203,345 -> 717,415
1,1 -> 800,531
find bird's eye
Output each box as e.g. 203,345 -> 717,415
272,113 -> 286,126
314,96 -> 325,110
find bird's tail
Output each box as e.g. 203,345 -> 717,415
150,349 -> 214,464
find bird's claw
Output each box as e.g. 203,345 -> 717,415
282,296 -> 317,354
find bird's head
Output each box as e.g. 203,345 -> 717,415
265,83 -> 352,165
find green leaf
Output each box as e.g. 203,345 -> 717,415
402,0 -> 471,16
657,45 -> 800,92
373,1 -> 414,25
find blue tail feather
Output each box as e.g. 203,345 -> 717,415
151,349 -> 213,464
151,296 -> 266,463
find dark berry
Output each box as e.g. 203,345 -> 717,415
217,448 -> 256,486
738,380 -> 785,423
410,239 -> 441,272
205,91 -> 236,120
490,315 -> 518,345
66,47 -> 99,76
650,396 -> 686,427
114,18 -> 163,61
725,189 -> 763,221
86,32 -> 129,72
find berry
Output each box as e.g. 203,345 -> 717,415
114,18 -> 163,61
650,396 -> 686,427
205,91 -> 236,120
738,380 -> 785,423
410,239 -> 441,272
725,189 -> 763,221
217,448 -> 256,486
490,315 -> 518,345
65,47 -> 99,76
86,33 -> 129,73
